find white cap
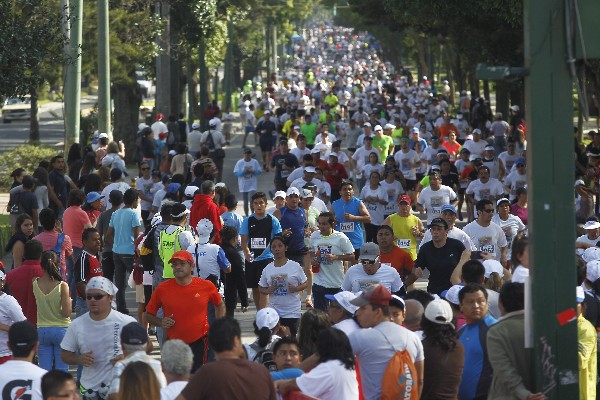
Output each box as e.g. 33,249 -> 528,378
469,154 -> 479,161
0,270 -> 5,281
583,247 -> 600,263
286,187 -> 301,196
99,133 -> 108,139
311,148 -> 321,154
374,125 -> 383,132
411,127 -> 420,134
457,114 -> 463,120
324,291 -> 359,315
150,213 -> 162,227
424,299 -> 454,326
192,122 -> 200,129
300,189 -> 313,199
328,152 -> 339,159
184,186 -> 198,197
256,307 -> 279,330
465,134 -> 474,140
484,145 -> 495,151
384,123 -> 396,130
472,129 -> 482,135
196,218 -> 213,244
577,286 -> 585,303
587,260 -> 600,282
169,150 -> 177,156
274,190 -> 286,199
363,122 -> 372,127
138,123 -> 148,131
215,182 -> 227,189
444,284 -> 462,305
583,221 -> 600,230
209,118 -> 219,127
575,179 -> 585,187
510,105 -> 520,112
483,259 -> 504,278
304,166 -> 316,174
496,197 -> 510,206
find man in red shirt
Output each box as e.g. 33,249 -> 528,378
190,180 -> 222,244
145,250 -> 225,372
5,240 -> 44,323
74,227 -> 103,317
377,225 -> 416,292
324,152 -> 348,202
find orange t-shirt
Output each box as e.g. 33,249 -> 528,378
438,124 -> 459,141
379,246 -> 414,280
146,277 -> 222,343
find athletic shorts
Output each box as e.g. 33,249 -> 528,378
458,187 -> 466,195
259,136 -> 272,152
404,179 -> 417,191
245,126 -> 254,134
245,258 -> 273,288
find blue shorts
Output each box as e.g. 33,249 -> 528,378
245,126 -> 254,134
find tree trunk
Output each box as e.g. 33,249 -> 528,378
495,81 -> 510,119
199,37 -> 209,130
29,88 -> 40,144
112,78 -> 142,164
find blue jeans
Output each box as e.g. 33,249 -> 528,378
75,296 -> 89,317
38,326 -> 69,371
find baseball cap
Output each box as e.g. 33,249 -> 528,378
424,299 -> 454,326
384,123 -> 396,130
156,113 -> 164,121
184,185 -> 199,197
264,110 -> 272,115
472,129 -> 482,135
169,150 -> 177,156
443,284 -> 463,305
196,219 -> 214,244
328,152 -> 339,159
325,291 -> 359,315
496,197 -> 510,207
583,247 -> 600,263
286,187 -> 301,197
428,217 -> 448,229
304,166 -> 316,173
9,321 -> 37,350
389,295 -> 405,310
209,118 -> 219,127
300,189 -> 314,199
192,122 -> 200,129
398,194 -> 411,205
121,322 -> 148,345
515,158 -> 526,166
510,105 -> 520,112
411,127 -> 420,134
484,145 -> 495,152
215,182 -> 227,189
109,190 -> 123,205
583,220 -> 600,230
167,182 -> 181,194
274,190 -> 286,199
483,259 -> 504,278
169,250 -> 194,264
256,307 -> 279,330
588,260 -> 600,282
359,242 -> 380,261
243,147 -> 253,154
440,204 -> 457,214
469,154 -> 479,162
99,132 -> 109,139
350,284 -> 392,307
431,136 -> 440,141
575,179 -> 585,187
465,134 -> 474,140
363,122 -> 372,127
374,125 -> 383,132
0,270 -> 5,281
311,148 -> 321,154
577,286 -> 585,303
86,192 -> 104,204
460,148 -> 471,154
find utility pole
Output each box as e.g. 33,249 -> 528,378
223,18 -> 234,110
525,0 -> 578,397
155,1 -> 171,117
97,0 -> 111,138
64,0 -> 82,149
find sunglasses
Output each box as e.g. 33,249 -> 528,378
481,209 -> 495,214
86,294 -> 108,301
360,258 -> 378,265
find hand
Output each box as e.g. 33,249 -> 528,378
410,226 -> 420,237
282,228 -> 292,238
110,354 -> 124,366
162,314 -> 175,329
244,251 -> 252,262
414,268 -> 424,278
324,254 -> 337,262
343,213 -> 354,221
79,351 -> 95,367
288,284 -> 299,293
268,284 -> 278,294
480,252 -> 493,260
527,393 -> 545,400
276,324 -> 291,337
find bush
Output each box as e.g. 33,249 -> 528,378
0,145 -> 60,188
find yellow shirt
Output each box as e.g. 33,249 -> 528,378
33,279 -> 70,328
388,213 -> 420,260
578,314 -> 597,400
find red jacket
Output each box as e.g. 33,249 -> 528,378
190,194 -> 222,244
6,260 -> 43,324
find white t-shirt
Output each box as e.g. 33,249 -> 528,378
503,170 -> 527,201
0,294 -> 26,357
466,178 -> 504,202
108,351 -> 166,395
101,182 -> 131,210
161,381 -> 188,400
258,260 -> 307,318
352,146 -> 380,179
187,242 -> 230,279
492,214 -> 526,260
312,197 -> 329,213
462,139 -> 487,157
333,318 -> 361,337
309,230 -> 355,288
463,221 -> 508,262
380,180 -> 405,216
342,263 -> 403,294
290,178 -> 324,194
498,151 -> 520,171
512,265 -> 529,283
359,185 -> 388,226
286,166 -> 305,185
0,360 -> 46,400
290,147 -> 311,163
417,185 -> 457,224
420,226 -> 476,251
349,321 -> 424,400
136,177 -> 161,211
394,149 -> 420,180
233,158 -> 262,193
296,360 -> 359,400
61,310 -> 136,396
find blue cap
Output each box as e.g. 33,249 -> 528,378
515,158 -> 526,166
440,204 -> 457,214
86,192 -> 104,203
167,183 -> 181,194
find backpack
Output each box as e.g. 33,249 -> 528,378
205,130 -> 216,150
379,331 -> 419,400
51,233 -> 65,266
249,342 -> 277,372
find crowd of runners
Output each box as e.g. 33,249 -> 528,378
0,20 -> 598,400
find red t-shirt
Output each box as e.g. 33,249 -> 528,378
5,260 -> 43,324
146,277 -> 222,343
190,194 -> 222,244
63,206 -> 91,248
74,250 -> 103,297
326,163 -> 349,191
32,231 -> 73,278
85,209 -> 101,227
380,246 -> 414,281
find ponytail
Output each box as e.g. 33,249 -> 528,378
41,251 -> 63,282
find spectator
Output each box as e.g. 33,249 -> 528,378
41,370 -> 78,400
33,251 -> 71,372
48,155 -> 75,217
101,141 -> 127,173
8,175 -> 39,230
160,339 -> 194,400
5,213 -> 34,269
0,321 -> 46,398
0,268 -> 26,364
5,239 -> 44,323
116,361 -> 161,400
96,190 -> 123,282
100,168 -> 131,210
73,228 -> 103,317
220,225 -> 248,317
62,189 -> 92,294
178,317 -> 277,400
297,308 -> 331,360
271,337 -> 304,380
33,209 -> 73,279
245,307 -> 289,364
82,192 -> 104,227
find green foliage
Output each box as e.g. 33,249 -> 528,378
0,145 -> 60,188
0,0 -> 67,97
0,223 -> 14,259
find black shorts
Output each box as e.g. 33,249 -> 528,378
245,258 -> 273,288
458,187 -> 466,195
404,179 -> 417,191
259,136 -> 272,152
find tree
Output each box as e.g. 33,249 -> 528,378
0,0 -> 67,143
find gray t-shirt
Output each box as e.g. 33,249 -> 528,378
349,321 -> 424,400
96,208 -> 117,252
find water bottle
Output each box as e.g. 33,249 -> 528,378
311,249 -> 320,273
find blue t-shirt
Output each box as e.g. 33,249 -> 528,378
279,206 -> 306,254
271,368 -> 304,381
109,208 -> 142,255
457,313 -> 497,400
240,213 -> 282,261
222,211 -> 244,233
332,196 -> 364,250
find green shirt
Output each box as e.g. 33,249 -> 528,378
301,123 -> 318,145
372,135 -> 395,160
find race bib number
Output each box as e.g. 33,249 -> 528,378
384,203 -> 397,214
478,237 -> 494,254
251,237 -> 267,249
430,196 -> 443,214
480,244 -> 495,253
281,170 -> 290,178
479,188 -> 491,200
340,222 -> 354,233
397,239 -> 411,248
401,158 -> 411,173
